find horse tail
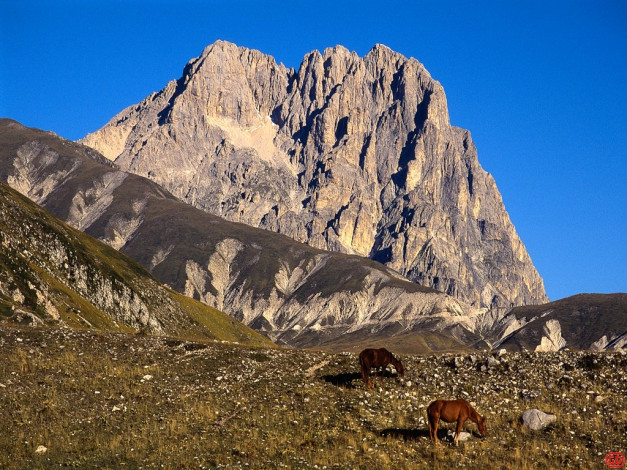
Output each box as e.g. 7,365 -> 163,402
359,353 -> 367,383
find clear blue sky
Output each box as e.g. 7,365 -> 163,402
1,0 -> 625,301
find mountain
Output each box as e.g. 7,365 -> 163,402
492,293 -> 627,351
81,40 -> 547,310
0,179 -> 272,348
0,118 -> 487,352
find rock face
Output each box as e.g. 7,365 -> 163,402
0,119 -> 484,352
81,40 -> 547,309
534,319 -> 567,352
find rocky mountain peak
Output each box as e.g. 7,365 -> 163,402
81,41 -> 548,309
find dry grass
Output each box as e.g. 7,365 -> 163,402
1,323 -> 625,469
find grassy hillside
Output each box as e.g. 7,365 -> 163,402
499,294 -> 627,350
0,181 -> 272,348
1,324 -> 625,469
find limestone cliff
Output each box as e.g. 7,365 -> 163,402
82,41 -> 547,308
1,119 -> 483,352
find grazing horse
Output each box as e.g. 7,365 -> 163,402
427,398 -> 488,446
358,348 -> 404,389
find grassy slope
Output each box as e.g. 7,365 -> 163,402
1,324 -> 625,469
0,182 -> 272,348
500,293 -> 627,350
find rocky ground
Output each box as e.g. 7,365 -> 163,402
1,324 -> 625,469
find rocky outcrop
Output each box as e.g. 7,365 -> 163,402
534,320 -> 567,352
1,119 -> 486,352
81,40 -> 547,309
4,121 -> 623,352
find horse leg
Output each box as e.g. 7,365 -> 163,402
433,417 -> 440,445
360,357 -> 368,387
454,417 -> 466,446
428,413 -> 439,445
428,418 -> 433,441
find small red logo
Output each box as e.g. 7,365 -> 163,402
605,452 -> 626,469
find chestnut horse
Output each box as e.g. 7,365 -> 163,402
358,348 -> 404,389
427,398 -> 487,446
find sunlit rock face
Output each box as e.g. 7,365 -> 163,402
82,40 -> 547,309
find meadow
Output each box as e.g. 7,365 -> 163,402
1,324 -> 625,469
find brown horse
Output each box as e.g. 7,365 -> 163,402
427,398 -> 488,446
358,348 -> 404,389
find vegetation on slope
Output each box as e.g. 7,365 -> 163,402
0,182 -> 272,348
1,325 -> 625,469
499,293 -> 627,350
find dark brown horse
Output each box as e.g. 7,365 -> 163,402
427,398 -> 487,446
358,348 -> 404,389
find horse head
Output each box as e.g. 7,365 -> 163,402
392,357 -> 405,378
477,415 -> 488,437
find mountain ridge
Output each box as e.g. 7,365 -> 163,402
1,118 -> 484,353
81,40 -> 547,309
1,119 -> 625,352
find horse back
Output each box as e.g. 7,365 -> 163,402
359,348 -> 391,367
429,399 -> 471,422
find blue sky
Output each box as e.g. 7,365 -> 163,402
1,0 -> 625,301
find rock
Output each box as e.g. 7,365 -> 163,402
446,431 -> 471,442
521,409 -> 556,430
446,356 -> 465,369
535,320 -> 567,352
487,356 -> 500,368
80,40 -> 547,310
558,375 -> 573,387
520,389 -> 541,401
35,445 -> 47,454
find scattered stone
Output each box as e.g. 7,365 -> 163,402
487,356 -> 500,368
558,375 -> 573,387
520,389 -> 541,401
446,431 -> 471,443
522,409 -> 557,430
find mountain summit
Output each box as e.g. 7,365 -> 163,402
81,41 -> 547,309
